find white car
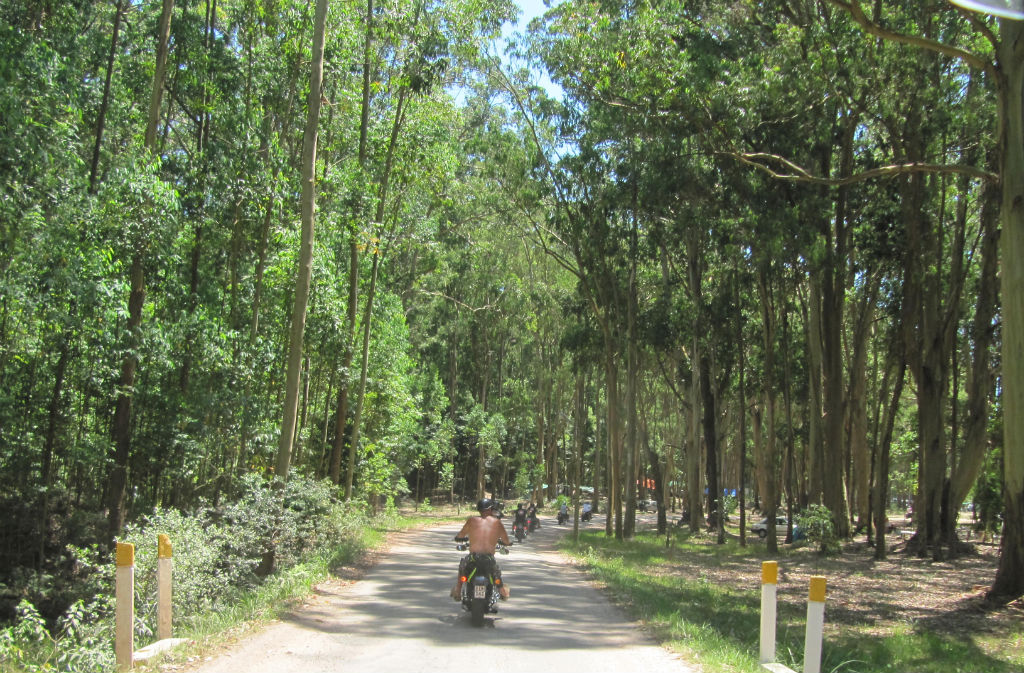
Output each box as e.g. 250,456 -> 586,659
637,499 -> 658,512
751,515 -> 788,538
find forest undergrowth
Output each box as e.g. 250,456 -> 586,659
0,477 -> 421,673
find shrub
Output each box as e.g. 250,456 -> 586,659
795,505 -> 840,555
0,599 -> 113,673
1,473 -> 373,672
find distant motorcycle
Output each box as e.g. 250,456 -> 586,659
454,540 -> 509,627
512,520 -> 526,542
557,509 -> 568,525
581,508 -> 593,522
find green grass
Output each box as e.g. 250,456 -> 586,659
559,530 -> 1023,673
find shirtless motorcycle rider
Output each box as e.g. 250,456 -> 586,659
451,498 -> 511,601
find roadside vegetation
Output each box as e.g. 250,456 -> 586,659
560,526 -> 1023,673
0,479 -> 427,673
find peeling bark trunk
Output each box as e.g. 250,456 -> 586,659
991,19 -> 1024,600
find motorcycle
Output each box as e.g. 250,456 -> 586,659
527,512 -> 540,532
512,520 -> 526,542
581,508 -> 593,522
455,540 -> 509,626
557,509 -> 568,525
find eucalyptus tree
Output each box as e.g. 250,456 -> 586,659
523,0 -> 757,539
747,0 -> 1014,588
105,0 -> 179,540
327,0 -> 517,500
0,0 -> 121,564
274,0 -> 330,485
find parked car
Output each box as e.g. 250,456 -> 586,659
637,499 -> 658,512
751,515 -> 788,538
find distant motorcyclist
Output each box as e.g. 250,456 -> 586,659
451,498 -> 511,601
582,501 -> 593,521
558,501 -> 568,524
513,503 -> 528,536
526,502 -> 540,531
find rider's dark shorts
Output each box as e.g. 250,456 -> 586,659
459,552 -> 501,579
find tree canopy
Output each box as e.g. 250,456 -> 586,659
1,0 -> 1021,617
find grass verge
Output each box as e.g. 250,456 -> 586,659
559,529 -> 1023,673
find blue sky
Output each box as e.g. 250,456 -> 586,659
504,0 -> 563,98
514,0 -> 550,29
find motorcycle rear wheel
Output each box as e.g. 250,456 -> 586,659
470,597 -> 486,626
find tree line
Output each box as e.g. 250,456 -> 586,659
1,0 -> 1021,625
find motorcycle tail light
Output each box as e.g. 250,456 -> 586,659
494,578 -> 502,585
459,576 -> 468,583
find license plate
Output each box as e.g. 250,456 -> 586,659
473,584 -> 487,599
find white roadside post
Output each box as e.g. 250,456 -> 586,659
803,576 -> 827,673
157,534 -> 172,640
115,542 -> 134,671
760,560 -> 778,665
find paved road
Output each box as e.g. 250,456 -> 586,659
186,514 -> 695,673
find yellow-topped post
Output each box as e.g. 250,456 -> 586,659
803,576 -> 827,673
759,561 -> 778,664
157,535 -> 173,640
115,542 -> 134,670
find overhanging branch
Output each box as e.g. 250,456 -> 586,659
726,151 -> 999,185
827,0 -> 995,77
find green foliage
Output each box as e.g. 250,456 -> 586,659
0,597 -> 115,673
438,463 -> 455,492
795,505 -> 840,556
122,473 -> 371,629
359,445 -> 410,503
0,475 -> 374,672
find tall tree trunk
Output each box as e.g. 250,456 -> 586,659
899,95 -> 953,560
781,302 -> 797,542
849,276 -> 879,532
573,370 -> 585,541
275,0 -> 328,481
346,248 -> 379,497
736,277 -> 748,546
805,273 -> 824,508
686,229 -> 705,531
757,267 -> 780,553
344,88 -> 408,498
947,185 -> 998,537
820,128 -> 852,538
700,354 -> 720,542
334,0 -> 374,493
624,263 -> 638,537
38,328 -> 70,567
687,335 -> 702,531
874,351 -> 907,560
603,330 -> 623,539
991,19 -> 1024,600
89,0 -> 125,193
106,0 -> 174,541
144,0 -> 174,151
107,256 -> 145,541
